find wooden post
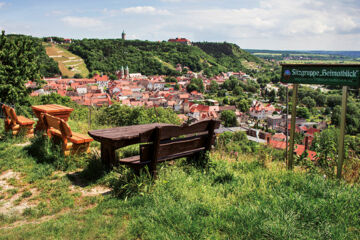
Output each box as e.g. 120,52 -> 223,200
337,86 -> 348,179
285,85 -> 289,165
150,127 -> 161,179
88,106 -> 91,129
288,84 -> 298,170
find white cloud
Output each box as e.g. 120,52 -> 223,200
61,16 -> 103,28
122,6 -> 170,15
175,0 -> 360,38
0,2 -> 6,8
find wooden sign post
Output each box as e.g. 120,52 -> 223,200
287,84 -> 298,170
337,86 -> 348,178
281,64 -> 360,176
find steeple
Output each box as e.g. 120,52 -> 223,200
125,66 -> 129,79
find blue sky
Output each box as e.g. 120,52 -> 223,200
1,0 -> 360,50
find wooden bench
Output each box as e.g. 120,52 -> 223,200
2,105 -> 35,137
118,120 -> 220,178
41,113 -> 93,156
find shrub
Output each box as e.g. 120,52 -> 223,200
97,103 -> 181,126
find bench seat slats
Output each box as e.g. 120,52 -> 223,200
118,155 -> 150,166
17,116 -> 35,125
70,132 -> 94,144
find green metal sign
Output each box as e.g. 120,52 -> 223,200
281,64 -> 360,87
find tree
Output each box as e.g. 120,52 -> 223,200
301,96 -> 316,109
0,31 -> 42,105
269,89 -> 276,103
186,78 -> 204,93
174,83 -> 180,90
278,86 -> 286,102
311,127 -> 339,177
220,110 -> 238,127
165,76 -> 177,83
232,86 -> 243,96
236,99 -> 250,112
297,107 -> 310,119
74,73 -> 83,79
209,80 -> 219,93
331,101 -> 360,135
109,73 -> 117,80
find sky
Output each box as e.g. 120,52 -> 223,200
0,0 -> 360,50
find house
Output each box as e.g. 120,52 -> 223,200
168,37 -> 191,45
76,87 -> 87,94
249,101 -> 275,120
294,144 -> 317,161
267,115 -> 283,129
93,74 -> 109,89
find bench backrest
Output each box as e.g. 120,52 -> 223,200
2,105 -> 18,124
42,113 -> 72,138
139,120 -> 220,164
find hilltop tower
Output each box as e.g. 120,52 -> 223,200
122,30 -> 126,40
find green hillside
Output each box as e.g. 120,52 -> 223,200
67,39 -> 264,77
5,34 -> 61,78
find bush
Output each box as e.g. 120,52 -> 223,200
216,131 -> 259,154
220,110 -> 237,127
97,103 -> 181,126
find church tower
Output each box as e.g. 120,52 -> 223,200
125,66 -> 129,79
120,66 -> 124,79
122,30 -> 126,40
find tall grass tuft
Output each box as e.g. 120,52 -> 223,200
25,133 -> 87,171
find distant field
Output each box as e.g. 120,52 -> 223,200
253,53 -> 282,56
290,53 -> 330,57
282,60 -> 360,64
43,43 -> 89,78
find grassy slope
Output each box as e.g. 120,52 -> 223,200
44,43 -> 89,78
0,122 -> 359,239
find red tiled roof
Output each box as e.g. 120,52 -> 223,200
269,140 -> 287,150
93,74 -> 109,81
306,127 -> 320,136
294,144 -> 317,161
273,133 -> 286,140
299,126 -> 308,131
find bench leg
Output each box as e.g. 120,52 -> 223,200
101,143 -> 116,170
63,142 -> 73,156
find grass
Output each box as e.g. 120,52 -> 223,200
44,43 -> 90,78
0,122 -> 359,239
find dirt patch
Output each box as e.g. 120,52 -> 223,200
0,189 -> 39,216
0,204 -> 97,230
0,170 -> 39,216
0,170 -> 21,190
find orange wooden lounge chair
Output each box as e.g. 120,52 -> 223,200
2,105 -> 35,138
41,113 -> 93,156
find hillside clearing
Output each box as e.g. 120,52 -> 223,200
44,43 -> 89,78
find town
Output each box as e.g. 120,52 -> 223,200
27,52 -> 324,161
